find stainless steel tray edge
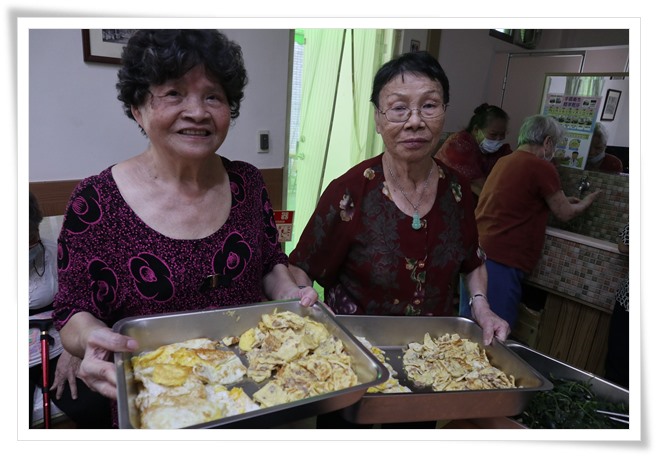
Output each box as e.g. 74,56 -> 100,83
113,299 -> 390,429
335,315 -> 554,424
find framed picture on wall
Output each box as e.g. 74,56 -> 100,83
601,89 -> 621,121
82,29 -> 137,64
410,39 -> 420,52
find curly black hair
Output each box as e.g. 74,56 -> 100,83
116,30 -> 248,126
370,51 -> 450,108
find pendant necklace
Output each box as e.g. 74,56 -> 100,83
387,160 -> 435,230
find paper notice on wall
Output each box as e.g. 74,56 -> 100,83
542,94 -> 601,170
274,210 -> 295,242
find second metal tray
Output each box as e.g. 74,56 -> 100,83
335,315 -> 553,424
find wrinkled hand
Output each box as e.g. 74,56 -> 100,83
52,350 -> 81,400
77,327 -> 138,400
297,285 -> 319,308
471,302 -> 511,346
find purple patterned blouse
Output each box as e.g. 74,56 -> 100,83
53,158 -> 287,331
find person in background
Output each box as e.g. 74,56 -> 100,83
289,50 -> 509,429
466,115 -> 601,329
29,192 -> 112,428
436,103 -> 512,199
52,30 -> 317,426
604,223 -> 629,389
585,122 -> 624,173
435,104 -> 512,317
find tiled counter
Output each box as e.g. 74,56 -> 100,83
527,227 -> 629,312
523,227 -> 629,375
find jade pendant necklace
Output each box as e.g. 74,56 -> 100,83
387,160 -> 435,230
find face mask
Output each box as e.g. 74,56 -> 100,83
479,138 -> 504,154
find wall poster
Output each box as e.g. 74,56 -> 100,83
541,93 -> 602,170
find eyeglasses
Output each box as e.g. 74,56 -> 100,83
378,103 -> 448,123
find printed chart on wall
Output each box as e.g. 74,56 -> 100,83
542,94 -> 601,170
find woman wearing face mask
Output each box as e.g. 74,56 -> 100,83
463,115 -> 601,329
436,103 -> 512,199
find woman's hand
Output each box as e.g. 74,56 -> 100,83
76,327 -> 138,400
296,285 -> 319,307
263,264 -> 319,307
52,350 -> 81,400
471,300 -> 511,345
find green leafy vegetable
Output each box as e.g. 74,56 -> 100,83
516,376 -> 628,429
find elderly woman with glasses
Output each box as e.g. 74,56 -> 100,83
290,51 -> 510,346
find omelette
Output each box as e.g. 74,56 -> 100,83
239,311 -> 359,407
403,332 -> 516,391
131,337 -> 258,429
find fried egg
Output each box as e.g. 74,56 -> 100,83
131,337 -> 254,429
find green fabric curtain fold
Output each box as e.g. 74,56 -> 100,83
287,29 -> 397,254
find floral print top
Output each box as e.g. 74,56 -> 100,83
436,130 -> 512,183
53,158 -> 287,331
289,153 -> 484,316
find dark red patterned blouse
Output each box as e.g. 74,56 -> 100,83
289,153 -> 483,317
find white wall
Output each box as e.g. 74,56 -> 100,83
29,28 -> 631,182
29,29 -> 291,182
435,29 -> 630,136
436,29 -> 524,134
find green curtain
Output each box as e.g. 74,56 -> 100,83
287,29 -> 397,255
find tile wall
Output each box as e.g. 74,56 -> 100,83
527,234 -> 629,311
548,167 -> 629,243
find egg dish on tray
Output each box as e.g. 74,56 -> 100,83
131,337 -> 259,429
403,332 -> 517,391
239,310 -> 359,407
130,310 -> 360,428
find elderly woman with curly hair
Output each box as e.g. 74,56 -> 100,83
52,30 -> 317,421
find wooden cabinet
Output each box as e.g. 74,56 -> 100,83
534,293 -> 611,376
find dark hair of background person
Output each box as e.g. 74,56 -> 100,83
116,29 -> 248,126
465,103 -> 509,133
29,192 -> 43,244
370,51 -> 450,108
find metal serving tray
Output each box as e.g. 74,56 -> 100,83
505,340 -> 629,407
335,315 -> 553,424
113,299 -> 389,429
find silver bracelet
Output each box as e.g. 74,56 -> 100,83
468,293 -> 487,307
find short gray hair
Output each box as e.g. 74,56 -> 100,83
594,122 -> 609,145
517,115 -> 565,147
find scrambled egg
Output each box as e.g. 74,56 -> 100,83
131,338 -> 258,429
356,336 -> 411,394
241,311 -> 359,407
403,333 -> 516,391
